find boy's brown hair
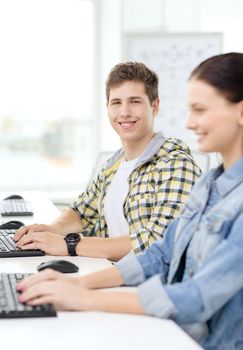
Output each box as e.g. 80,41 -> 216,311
106,62 -> 159,104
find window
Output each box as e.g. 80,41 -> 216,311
0,0 -> 94,191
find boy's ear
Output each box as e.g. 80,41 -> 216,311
152,98 -> 160,116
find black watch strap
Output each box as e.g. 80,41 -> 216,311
64,233 -> 81,256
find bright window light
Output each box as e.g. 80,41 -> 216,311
0,0 -> 94,191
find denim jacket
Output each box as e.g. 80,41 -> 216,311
117,157 -> 243,350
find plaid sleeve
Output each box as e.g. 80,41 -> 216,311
72,171 -> 103,233
130,156 -> 201,253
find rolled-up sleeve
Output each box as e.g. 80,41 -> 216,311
138,275 -> 177,318
117,219 -> 177,286
71,173 -> 103,233
139,212 -> 243,324
116,252 -> 145,286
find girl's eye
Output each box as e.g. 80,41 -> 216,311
194,108 -> 204,113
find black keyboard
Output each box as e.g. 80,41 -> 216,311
0,229 -> 45,257
0,199 -> 33,216
0,273 -> 56,318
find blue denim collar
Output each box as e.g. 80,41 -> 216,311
214,157 -> 243,197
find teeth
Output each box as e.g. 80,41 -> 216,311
120,122 -> 135,129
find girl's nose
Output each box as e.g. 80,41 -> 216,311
186,113 -> 197,130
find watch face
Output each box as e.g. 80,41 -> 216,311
66,233 -> 80,243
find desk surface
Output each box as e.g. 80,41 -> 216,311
0,191 -> 203,350
0,190 -> 60,225
1,311 -> 203,350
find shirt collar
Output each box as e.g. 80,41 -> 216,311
214,156 -> 243,196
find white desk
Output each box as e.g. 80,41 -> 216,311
1,311 -> 203,350
0,191 -> 203,350
0,190 -> 60,225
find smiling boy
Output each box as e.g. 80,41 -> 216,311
15,62 -> 201,260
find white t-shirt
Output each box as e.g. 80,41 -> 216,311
104,157 -> 138,237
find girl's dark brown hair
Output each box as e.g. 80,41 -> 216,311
189,52 -> 243,103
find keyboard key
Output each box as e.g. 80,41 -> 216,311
0,273 -> 57,318
0,230 -> 45,257
0,199 -> 33,216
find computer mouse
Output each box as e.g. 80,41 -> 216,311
4,194 -> 24,200
37,260 -> 79,273
0,220 -> 25,230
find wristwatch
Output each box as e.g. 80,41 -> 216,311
64,233 -> 81,256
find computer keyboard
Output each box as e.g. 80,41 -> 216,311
0,229 -> 45,257
0,273 -> 57,318
0,199 -> 33,216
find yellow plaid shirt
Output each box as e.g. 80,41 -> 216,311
72,133 -> 201,253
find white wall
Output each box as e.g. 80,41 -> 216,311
98,0 -> 243,159
99,0 -> 166,152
